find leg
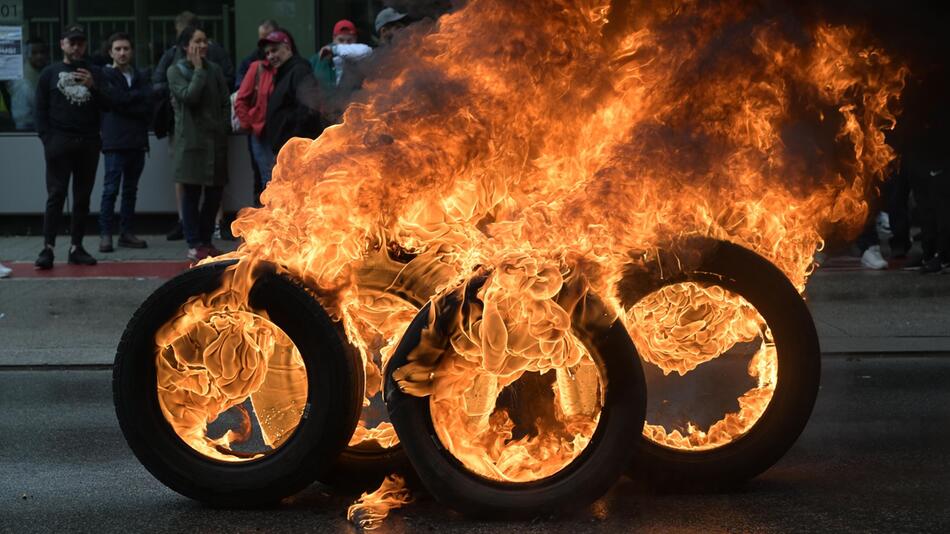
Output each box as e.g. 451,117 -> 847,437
251,135 -> 276,191
42,135 -> 72,247
180,183 -> 203,249
69,138 -> 101,247
199,186 -> 225,245
247,135 -> 263,206
119,150 -> 146,236
887,165 -> 912,255
99,152 -> 122,237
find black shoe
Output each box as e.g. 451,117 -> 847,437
920,256 -> 948,274
99,235 -> 114,253
118,233 -> 148,249
166,221 -> 184,241
34,247 -> 54,270
68,245 -> 97,266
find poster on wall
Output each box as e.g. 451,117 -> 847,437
0,25 -> 22,80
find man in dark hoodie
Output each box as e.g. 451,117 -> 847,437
34,25 -> 106,269
98,32 -> 150,253
259,29 -> 324,156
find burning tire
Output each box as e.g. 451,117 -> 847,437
384,273 -> 647,519
620,238 -> 820,489
113,260 -> 363,506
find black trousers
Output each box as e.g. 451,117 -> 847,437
180,184 -> 224,249
42,134 -> 101,247
905,156 -> 950,260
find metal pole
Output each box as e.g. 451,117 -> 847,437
134,0 -> 148,66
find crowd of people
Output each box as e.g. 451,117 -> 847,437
0,7 -> 410,275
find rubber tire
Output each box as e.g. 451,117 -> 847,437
113,260 -> 364,506
624,239 -> 821,490
384,296 -> 647,519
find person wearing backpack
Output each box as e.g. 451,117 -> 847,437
234,50 -> 277,192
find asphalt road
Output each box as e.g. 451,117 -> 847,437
1,355 -> 948,533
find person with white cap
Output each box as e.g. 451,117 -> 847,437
375,7 -> 409,45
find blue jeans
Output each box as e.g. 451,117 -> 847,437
99,150 -> 146,236
250,135 -> 275,189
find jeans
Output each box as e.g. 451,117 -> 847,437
250,135 -> 276,190
42,133 -> 101,246
99,150 -> 146,236
180,184 -> 224,249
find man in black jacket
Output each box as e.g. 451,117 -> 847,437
34,25 -> 106,269
98,32 -> 150,252
260,30 -> 323,156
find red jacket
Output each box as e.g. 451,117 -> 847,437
234,60 -> 275,137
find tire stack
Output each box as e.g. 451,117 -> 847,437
113,239 -> 820,517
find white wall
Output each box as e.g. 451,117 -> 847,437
0,133 -> 256,214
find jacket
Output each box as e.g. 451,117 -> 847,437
263,55 -> 324,154
234,60 -> 276,138
100,66 -> 150,151
167,59 -> 230,187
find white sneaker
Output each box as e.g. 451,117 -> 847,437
861,245 -> 888,270
0,262 -> 11,278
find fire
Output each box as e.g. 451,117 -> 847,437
347,474 -> 414,530
155,260 -> 308,461
155,0 -> 903,515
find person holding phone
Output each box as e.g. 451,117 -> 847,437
33,25 -> 107,269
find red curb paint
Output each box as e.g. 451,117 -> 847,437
2,261 -> 193,279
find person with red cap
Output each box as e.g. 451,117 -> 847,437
309,20 -> 373,120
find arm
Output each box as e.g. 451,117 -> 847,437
151,47 -> 175,96
167,63 -> 208,107
233,63 -> 258,129
34,68 -> 51,140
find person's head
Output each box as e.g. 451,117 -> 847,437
60,25 -> 87,63
258,19 -> 279,40
174,11 -> 199,36
26,38 -> 50,70
258,30 -> 295,69
107,32 -> 133,68
177,26 -> 208,59
332,19 -> 358,45
375,8 -> 408,45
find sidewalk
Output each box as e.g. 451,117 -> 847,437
1,235 -> 948,366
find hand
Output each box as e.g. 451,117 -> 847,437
187,44 -> 204,69
319,45 -> 333,60
75,68 -> 94,88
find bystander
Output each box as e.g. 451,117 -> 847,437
33,25 -> 106,269
167,26 -> 230,261
98,32 -> 150,253
260,30 -> 323,157
234,47 -> 277,193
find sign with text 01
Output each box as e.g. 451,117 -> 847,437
0,0 -> 23,25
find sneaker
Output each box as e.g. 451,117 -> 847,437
860,245 -> 888,270
118,233 -> 148,249
166,220 -> 184,241
920,255 -> 949,274
68,245 -> 97,266
213,224 -> 222,240
99,235 -> 114,253
202,244 -> 224,258
875,212 -> 892,238
187,247 -> 212,261
35,247 -> 54,270
0,262 -> 11,278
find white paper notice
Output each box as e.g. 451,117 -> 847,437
0,25 -> 22,80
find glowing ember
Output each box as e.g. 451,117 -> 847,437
347,475 -> 414,530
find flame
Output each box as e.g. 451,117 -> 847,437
157,0 -> 903,489
347,474 -> 413,530
155,261 -> 308,461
